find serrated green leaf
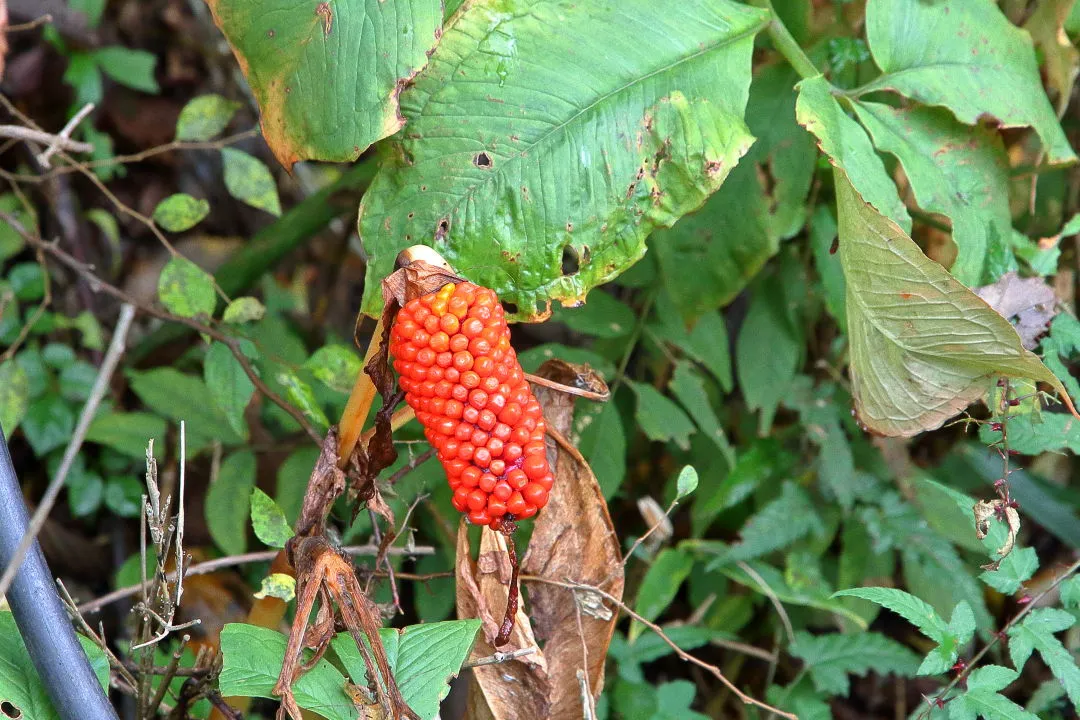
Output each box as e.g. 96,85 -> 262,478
1007,608 -> 1080,707
834,169 -> 1068,436
204,341 -> 254,438
789,630 -> 920,696
358,0 -> 767,319
629,548 -> 695,642
304,345 -> 362,394
153,193 -> 210,232
250,487 -> 291,548
331,620 -> 481,720
629,381 -> 696,451
206,0 -> 441,167
980,547 -> 1038,595
795,74 -> 911,230
0,360 -> 30,439
93,46 -> 159,93
669,362 -> 734,465
158,256 -> 217,319
863,0 -> 1075,166
948,665 -> 1038,720
715,482 -> 824,565
221,148 -> 281,216
206,451 -> 255,555
850,102 -> 1012,286
223,296 -> 266,324
219,624 -> 355,720
175,94 -> 241,141
833,587 -> 949,642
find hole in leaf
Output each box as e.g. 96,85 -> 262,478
2,702 -> 22,719
474,152 -> 492,168
561,245 -> 580,276
501,300 -> 519,316
434,217 -> 450,243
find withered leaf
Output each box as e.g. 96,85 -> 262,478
456,524 -> 551,719
974,271 -> 1059,350
521,359 -> 624,717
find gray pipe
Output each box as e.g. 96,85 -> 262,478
0,424 -> 119,719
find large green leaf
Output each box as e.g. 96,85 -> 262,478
358,0 -> 768,319
850,103 -> 1012,286
206,0 -> 442,167
834,170 -> 1070,436
862,0 -> 1076,166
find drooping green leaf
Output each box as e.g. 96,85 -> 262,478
789,630 -> 921,696
715,482 -> 824,565
810,204 -> 846,333
153,193 -> 210,232
834,169 -> 1070,436
686,311 -> 733,392
652,161 -> 777,322
0,611 -> 109,720
219,624 -> 356,720
850,102 -> 1012,286
205,0 -> 442,167
304,345 -> 362,394
735,273 -> 802,433
175,94 -> 241,141
221,148 -> 282,216
1007,608 -> 1080,707
796,74 -> 911,230
863,0 -> 1075,166
250,487 -> 292,548
85,411 -> 167,458
576,397 -> 627,499
331,620 -> 481,720
947,665 -> 1038,720
158,256 -> 217,319
0,360 -> 30,439
668,362 -> 734,465
206,451 -> 256,555
277,370 -> 330,430
93,46 -> 160,93
629,548 -> 695,641
629,381 -> 696,451
203,341 -> 255,438
358,0 -> 768,319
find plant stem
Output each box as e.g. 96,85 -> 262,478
749,0 -> 820,80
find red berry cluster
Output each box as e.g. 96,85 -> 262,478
389,282 -> 553,527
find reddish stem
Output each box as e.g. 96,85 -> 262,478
494,522 -> 520,647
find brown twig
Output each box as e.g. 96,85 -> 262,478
0,124 -> 93,153
76,543 -> 435,615
524,371 -> 611,401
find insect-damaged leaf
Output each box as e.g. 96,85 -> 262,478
358,0 -> 766,319
834,170 -> 1074,436
206,0 -> 443,168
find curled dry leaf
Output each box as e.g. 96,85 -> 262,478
520,358 -> 624,717
974,499 -> 1020,565
974,271 -> 1059,350
456,524 -> 552,719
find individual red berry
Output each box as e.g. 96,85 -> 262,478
389,281 -> 553,527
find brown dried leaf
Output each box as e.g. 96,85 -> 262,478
456,524 -> 551,719
380,258 -> 463,309
521,359 -> 623,717
974,271 -> 1059,349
